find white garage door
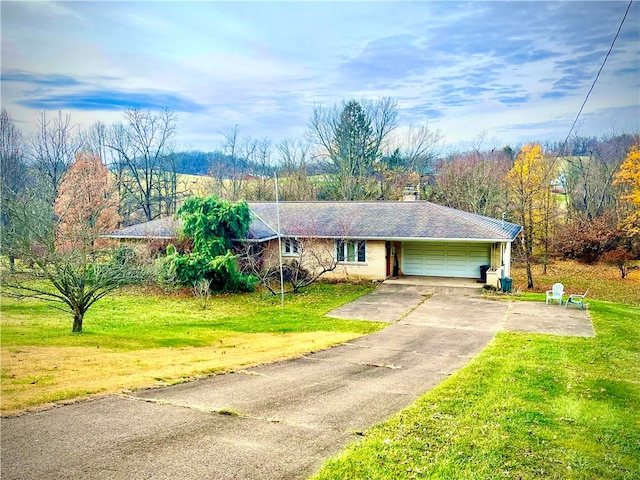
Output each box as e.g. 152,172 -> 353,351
402,242 -> 490,278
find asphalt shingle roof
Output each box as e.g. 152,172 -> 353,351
247,202 -> 521,241
105,217 -> 181,239
105,201 -> 521,242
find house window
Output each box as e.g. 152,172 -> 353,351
282,238 -> 299,256
336,240 -> 366,263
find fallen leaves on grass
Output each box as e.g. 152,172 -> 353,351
511,260 -> 640,305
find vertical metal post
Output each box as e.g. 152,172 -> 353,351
274,173 -> 285,311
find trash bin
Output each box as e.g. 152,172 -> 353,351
479,265 -> 490,282
500,277 -> 513,293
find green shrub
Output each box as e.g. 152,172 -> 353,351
162,196 -> 257,293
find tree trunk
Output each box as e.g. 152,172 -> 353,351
526,258 -> 534,289
72,312 -> 83,333
526,205 -> 535,289
621,265 -> 628,279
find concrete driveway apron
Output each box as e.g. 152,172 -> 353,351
1,281 -> 591,479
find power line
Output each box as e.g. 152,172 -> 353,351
556,0 -> 634,158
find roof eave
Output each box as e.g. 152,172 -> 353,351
101,234 -> 176,240
240,234 -> 518,243
236,235 -> 279,242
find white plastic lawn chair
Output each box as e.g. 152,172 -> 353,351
565,289 -> 589,310
545,283 -> 564,305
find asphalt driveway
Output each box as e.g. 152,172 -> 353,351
0,279 -> 593,480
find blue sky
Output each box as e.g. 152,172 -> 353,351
2,1 -> 639,152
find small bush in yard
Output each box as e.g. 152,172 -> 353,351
601,247 -> 637,279
553,214 -> 621,263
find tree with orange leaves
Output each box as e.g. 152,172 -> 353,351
53,152 -> 121,252
3,153 -> 150,333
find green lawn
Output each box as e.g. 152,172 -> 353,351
312,299 -> 640,479
1,282 -> 382,414
1,283 -> 380,349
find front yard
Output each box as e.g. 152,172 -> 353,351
312,279 -> 640,479
3,260 -> 639,478
0,283 -> 381,416
511,259 -> 640,306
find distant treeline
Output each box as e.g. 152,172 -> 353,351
171,150 -> 329,177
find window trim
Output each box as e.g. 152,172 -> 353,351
282,237 -> 300,256
336,239 -> 367,264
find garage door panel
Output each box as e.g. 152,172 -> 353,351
446,266 -> 469,277
447,259 -> 468,267
425,258 -> 445,266
405,257 -> 424,267
402,242 -> 490,278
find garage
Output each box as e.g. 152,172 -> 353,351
402,241 -> 491,278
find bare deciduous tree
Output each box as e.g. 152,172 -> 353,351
106,108 -> 177,222
1,108 -> 27,195
276,137 -> 317,200
564,133 -> 635,220
1,108 -> 30,270
81,121 -> 111,164
388,123 -> 442,174
29,110 -> 82,201
432,150 -> 511,218
239,238 -> 339,294
244,138 -> 275,201
210,125 -> 251,200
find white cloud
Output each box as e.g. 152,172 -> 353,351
2,1 -> 638,150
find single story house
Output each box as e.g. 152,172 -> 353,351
106,201 -> 522,286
